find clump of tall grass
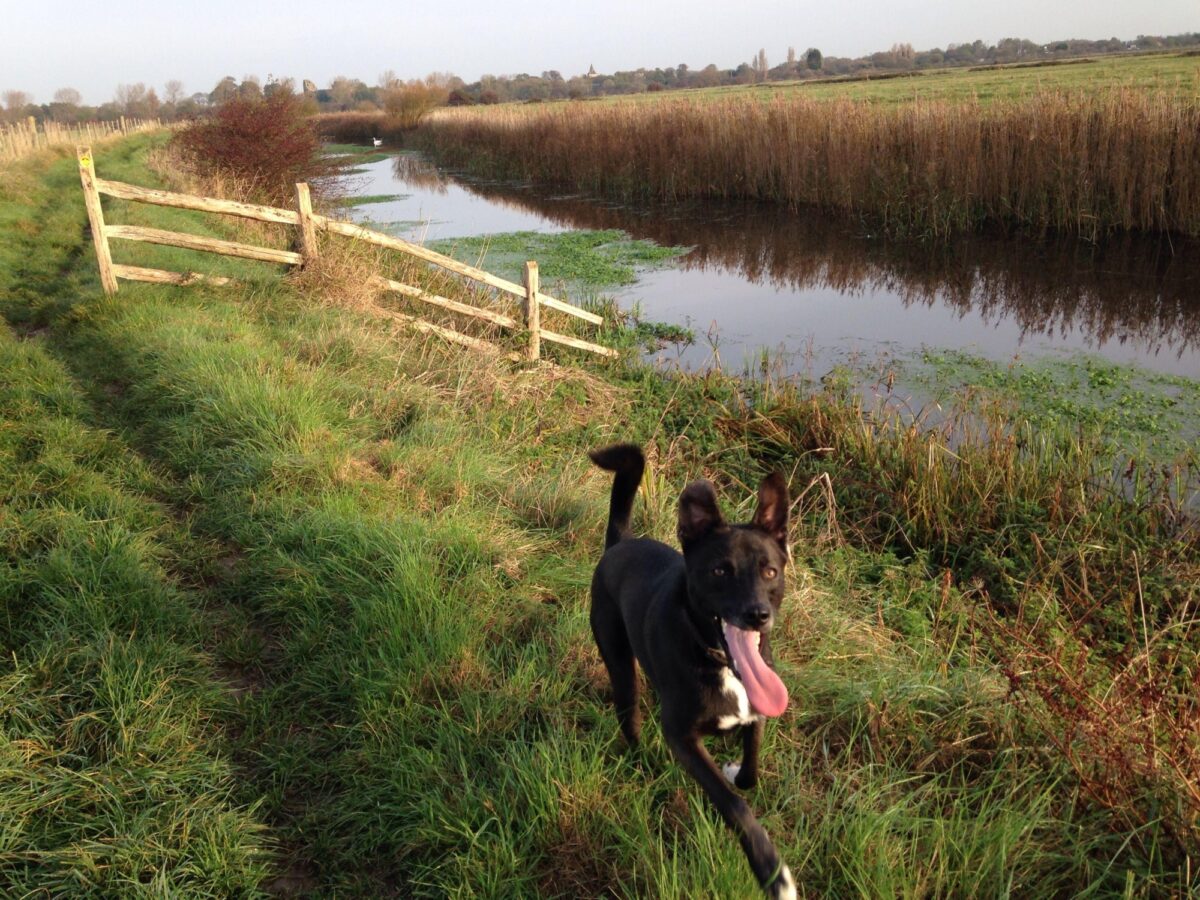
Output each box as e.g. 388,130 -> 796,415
723,375 -> 1200,860
416,89 -> 1200,238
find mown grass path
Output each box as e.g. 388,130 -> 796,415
2,138 -> 1195,896
0,143 -> 271,895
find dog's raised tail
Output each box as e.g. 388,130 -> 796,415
589,443 -> 645,550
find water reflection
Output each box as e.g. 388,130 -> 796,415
379,154 -> 1200,377
391,153 -> 448,194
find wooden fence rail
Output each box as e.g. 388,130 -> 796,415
1,117 -> 161,163
76,146 -> 616,360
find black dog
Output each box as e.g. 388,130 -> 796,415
588,444 -> 795,899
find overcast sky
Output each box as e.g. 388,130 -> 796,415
4,1 -> 1197,105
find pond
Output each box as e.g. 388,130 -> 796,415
344,152 -> 1200,382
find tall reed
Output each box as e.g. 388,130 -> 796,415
416,90 -> 1200,239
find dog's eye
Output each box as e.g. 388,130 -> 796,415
762,566 -> 778,580
712,566 -> 727,577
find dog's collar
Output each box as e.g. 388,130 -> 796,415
679,595 -> 735,671
706,644 -> 732,668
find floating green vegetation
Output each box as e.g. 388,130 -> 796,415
336,193 -> 409,207
906,348 -> 1200,461
376,219 -> 438,236
428,229 -> 689,288
323,142 -> 379,155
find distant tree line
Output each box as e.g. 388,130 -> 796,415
3,31 -> 1197,125
448,32 -> 1199,104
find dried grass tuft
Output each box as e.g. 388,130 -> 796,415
287,235 -> 389,311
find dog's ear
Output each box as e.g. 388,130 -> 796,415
752,472 -> 790,555
677,480 -> 724,548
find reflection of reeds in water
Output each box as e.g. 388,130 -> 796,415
390,154 -> 449,194
439,176 -> 1200,362
419,91 -> 1200,239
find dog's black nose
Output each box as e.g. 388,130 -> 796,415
745,605 -> 772,628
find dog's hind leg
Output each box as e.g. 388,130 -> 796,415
667,732 -> 795,899
590,588 -> 641,747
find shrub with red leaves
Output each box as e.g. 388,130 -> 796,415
172,92 -> 336,205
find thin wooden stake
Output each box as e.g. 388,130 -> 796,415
523,260 -> 540,361
294,182 -> 318,264
77,146 -> 118,296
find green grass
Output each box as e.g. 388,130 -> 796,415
323,142 -> 380,155
1,136 -> 1197,897
0,146 -> 270,894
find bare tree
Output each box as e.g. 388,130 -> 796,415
3,89 -> 31,111
755,48 -> 769,81
381,73 -> 452,129
378,69 -> 401,90
143,87 -> 161,117
114,82 -> 147,111
329,76 -> 356,110
163,80 -> 185,105
53,87 -> 82,106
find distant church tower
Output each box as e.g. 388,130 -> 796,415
587,64 -> 598,78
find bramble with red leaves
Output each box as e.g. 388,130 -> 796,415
172,92 -> 337,206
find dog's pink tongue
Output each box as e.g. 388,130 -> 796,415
722,623 -> 788,717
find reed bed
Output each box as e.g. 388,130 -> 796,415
416,90 -> 1200,239
313,111 -> 407,146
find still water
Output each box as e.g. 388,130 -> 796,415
348,154 -> 1200,380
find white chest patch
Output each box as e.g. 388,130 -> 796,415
715,666 -> 757,730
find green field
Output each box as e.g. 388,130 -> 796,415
601,52 -> 1200,105
1,136 -> 1197,895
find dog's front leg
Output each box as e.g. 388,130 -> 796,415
735,718 -> 764,790
720,719 -> 763,790
666,732 -> 796,899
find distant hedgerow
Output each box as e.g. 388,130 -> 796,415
171,92 -> 337,205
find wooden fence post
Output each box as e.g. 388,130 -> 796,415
523,260 -> 540,361
294,182 -> 318,264
77,146 -> 119,296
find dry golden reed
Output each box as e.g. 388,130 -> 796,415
417,91 -> 1200,238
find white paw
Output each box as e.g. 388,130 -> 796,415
771,864 -> 797,900
722,762 -> 741,785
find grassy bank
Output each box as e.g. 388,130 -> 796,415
2,136 -> 1197,895
414,87 -> 1200,239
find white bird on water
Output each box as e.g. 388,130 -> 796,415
372,137 -> 383,147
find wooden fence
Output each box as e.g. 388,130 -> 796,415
76,146 -> 615,360
1,117 -> 162,163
